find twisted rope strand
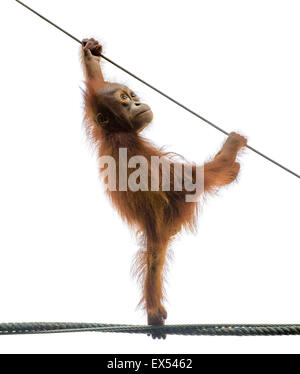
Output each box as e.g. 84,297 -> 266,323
1,322 -> 300,336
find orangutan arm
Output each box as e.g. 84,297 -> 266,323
82,38 -> 106,93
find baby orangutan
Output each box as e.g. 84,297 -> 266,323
81,38 -> 247,339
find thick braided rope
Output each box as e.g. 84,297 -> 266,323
1,323 -> 300,336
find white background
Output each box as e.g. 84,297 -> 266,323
0,0 -> 299,354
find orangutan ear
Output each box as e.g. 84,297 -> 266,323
95,112 -> 110,128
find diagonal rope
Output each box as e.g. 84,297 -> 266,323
1,322 -> 300,336
14,0 -> 299,179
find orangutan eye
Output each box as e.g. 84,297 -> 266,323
121,94 -> 128,100
131,93 -> 136,98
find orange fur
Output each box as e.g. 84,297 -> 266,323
81,39 -> 247,338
